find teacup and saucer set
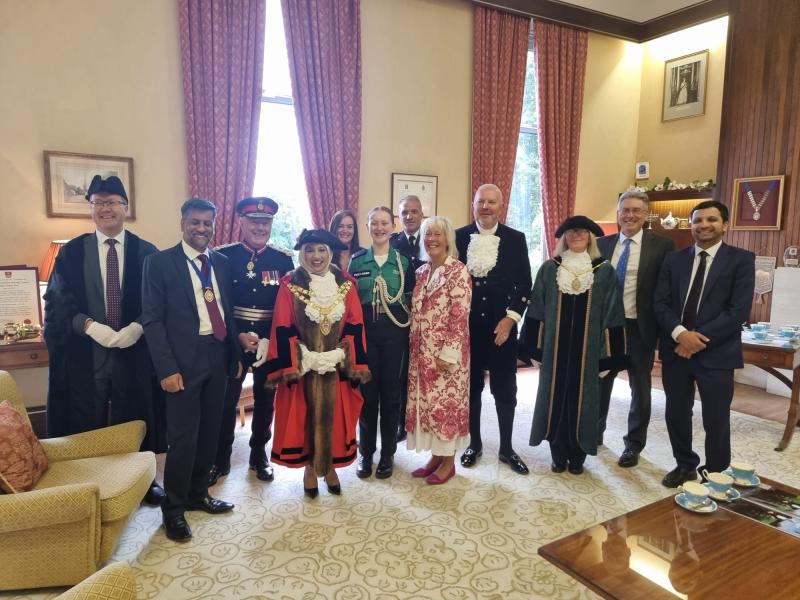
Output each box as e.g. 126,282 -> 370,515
701,469 -> 741,502
723,461 -> 761,488
675,481 -> 718,513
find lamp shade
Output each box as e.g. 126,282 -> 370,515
38,240 -> 68,283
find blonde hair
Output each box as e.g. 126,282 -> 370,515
553,232 -> 601,259
366,206 -> 394,224
419,216 -> 458,261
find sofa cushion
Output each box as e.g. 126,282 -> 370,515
0,400 -> 48,493
34,452 -> 155,521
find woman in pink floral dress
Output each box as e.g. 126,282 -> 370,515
405,216 -> 472,484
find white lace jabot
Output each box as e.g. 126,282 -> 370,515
556,250 -> 594,295
305,271 -> 345,325
466,233 -> 500,278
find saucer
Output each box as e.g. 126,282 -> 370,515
675,493 -> 717,513
723,468 -> 761,487
704,485 -> 742,502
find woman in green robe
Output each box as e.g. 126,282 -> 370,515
520,216 -> 627,474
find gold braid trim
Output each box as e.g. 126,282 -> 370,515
372,250 -> 410,328
286,280 -> 352,336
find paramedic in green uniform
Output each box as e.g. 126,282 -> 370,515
349,206 -> 415,480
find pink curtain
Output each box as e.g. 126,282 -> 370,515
534,20 -> 588,255
179,0 -> 265,245
282,0 -> 361,228
471,6 -> 530,222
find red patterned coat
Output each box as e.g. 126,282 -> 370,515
405,256 -> 472,449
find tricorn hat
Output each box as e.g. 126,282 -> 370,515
555,215 -> 604,238
236,196 -> 278,219
85,175 -> 128,202
293,228 -> 347,251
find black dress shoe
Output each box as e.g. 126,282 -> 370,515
163,514 -> 192,542
551,461 -> 566,473
187,495 -> 235,514
498,452 -> 530,475
207,465 -> 230,487
144,481 -> 166,505
250,458 -> 275,482
460,447 -> 482,468
375,456 -> 394,479
567,462 -> 584,475
661,466 -> 698,488
356,456 -> 373,479
618,449 -> 640,468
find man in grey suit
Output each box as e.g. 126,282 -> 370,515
597,191 -> 674,468
44,175 -> 166,504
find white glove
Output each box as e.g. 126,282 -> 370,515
243,331 -> 259,353
252,337 -> 269,367
85,321 -> 118,348
113,322 -> 143,348
599,370 -> 610,378
298,344 -> 345,375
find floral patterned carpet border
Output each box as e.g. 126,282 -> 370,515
7,379 -> 800,599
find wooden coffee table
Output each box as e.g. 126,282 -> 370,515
539,478 -> 800,599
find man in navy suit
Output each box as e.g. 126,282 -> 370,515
142,198 -> 243,540
597,191 -> 674,468
654,200 -> 755,487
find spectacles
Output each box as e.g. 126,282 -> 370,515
619,208 -> 646,216
89,200 -> 127,208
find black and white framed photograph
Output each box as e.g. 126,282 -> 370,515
391,173 -> 437,217
635,161 -> 650,180
662,50 -> 708,122
44,150 -> 135,219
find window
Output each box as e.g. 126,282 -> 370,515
253,0 -> 310,250
506,35 -> 545,280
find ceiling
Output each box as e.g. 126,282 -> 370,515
553,0 -> 710,23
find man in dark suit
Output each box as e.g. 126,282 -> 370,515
44,175 -> 165,505
456,183 -> 532,474
597,191 -> 674,468
390,194 -> 424,443
142,198 -> 243,541
654,200 -> 755,487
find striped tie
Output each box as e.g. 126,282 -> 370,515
105,239 -> 121,330
615,238 -> 632,290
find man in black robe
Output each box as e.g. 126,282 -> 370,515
44,175 -> 165,504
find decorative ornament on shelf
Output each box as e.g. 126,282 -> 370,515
1,322 -> 42,344
660,212 -> 678,230
627,177 -> 715,193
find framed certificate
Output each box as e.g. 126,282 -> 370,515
391,173 -> 438,217
0,266 -> 43,329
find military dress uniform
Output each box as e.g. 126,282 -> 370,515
209,200 -> 294,484
349,247 -> 415,479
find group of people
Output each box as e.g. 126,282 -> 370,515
44,175 -> 754,543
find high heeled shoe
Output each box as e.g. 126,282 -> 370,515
425,465 -> 456,485
324,473 -> 341,495
412,459 -> 443,478
304,485 -> 319,499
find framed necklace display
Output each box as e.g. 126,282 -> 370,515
730,175 -> 785,230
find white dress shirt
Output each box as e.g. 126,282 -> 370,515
610,228 -> 643,319
181,240 -> 226,335
95,230 -> 125,314
671,240 -> 722,341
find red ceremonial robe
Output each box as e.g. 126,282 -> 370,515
266,266 -> 370,474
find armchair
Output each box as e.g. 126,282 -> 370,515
0,371 -> 155,591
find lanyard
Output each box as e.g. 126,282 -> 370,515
186,254 -> 214,290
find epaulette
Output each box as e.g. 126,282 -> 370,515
351,248 -> 367,259
268,242 -> 294,258
215,241 -> 242,250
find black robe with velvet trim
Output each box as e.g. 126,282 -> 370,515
520,257 -> 627,456
43,231 -> 166,451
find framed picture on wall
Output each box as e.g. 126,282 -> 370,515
635,161 -> 650,180
44,150 -> 135,219
391,173 -> 437,217
662,50 -> 708,122
730,175 -> 784,230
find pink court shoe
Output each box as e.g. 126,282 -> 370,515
412,459 -> 442,478
425,465 -> 456,485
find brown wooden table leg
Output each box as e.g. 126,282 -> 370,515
776,366 -> 800,451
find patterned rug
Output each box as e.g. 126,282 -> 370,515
7,376 -> 800,599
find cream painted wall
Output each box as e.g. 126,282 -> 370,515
360,0 -> 473,234
635,17 -> 728,186
575,33 -> 642,222
0,0 -> 188,269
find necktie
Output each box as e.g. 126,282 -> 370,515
615,238 -> 632,289
682,250 -> 708,331
197,254 -> 227,341
409,235 -> 416,249
105,239 -> 121,330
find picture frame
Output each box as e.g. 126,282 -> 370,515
0,266 -> 43,330
635,161 -> 650,180
44,150 -> 135,219
391,173 -> 437,218
730,175 -> 785,230
662,50 -> 708,122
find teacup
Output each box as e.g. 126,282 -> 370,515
679,481 -> 710,506
779,328 -> 796,338
702,471 -> 734,495
730,461 -> 755,480
750,323 -> 767,332
758,321 -> 772,330
753,330 -> 769,341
